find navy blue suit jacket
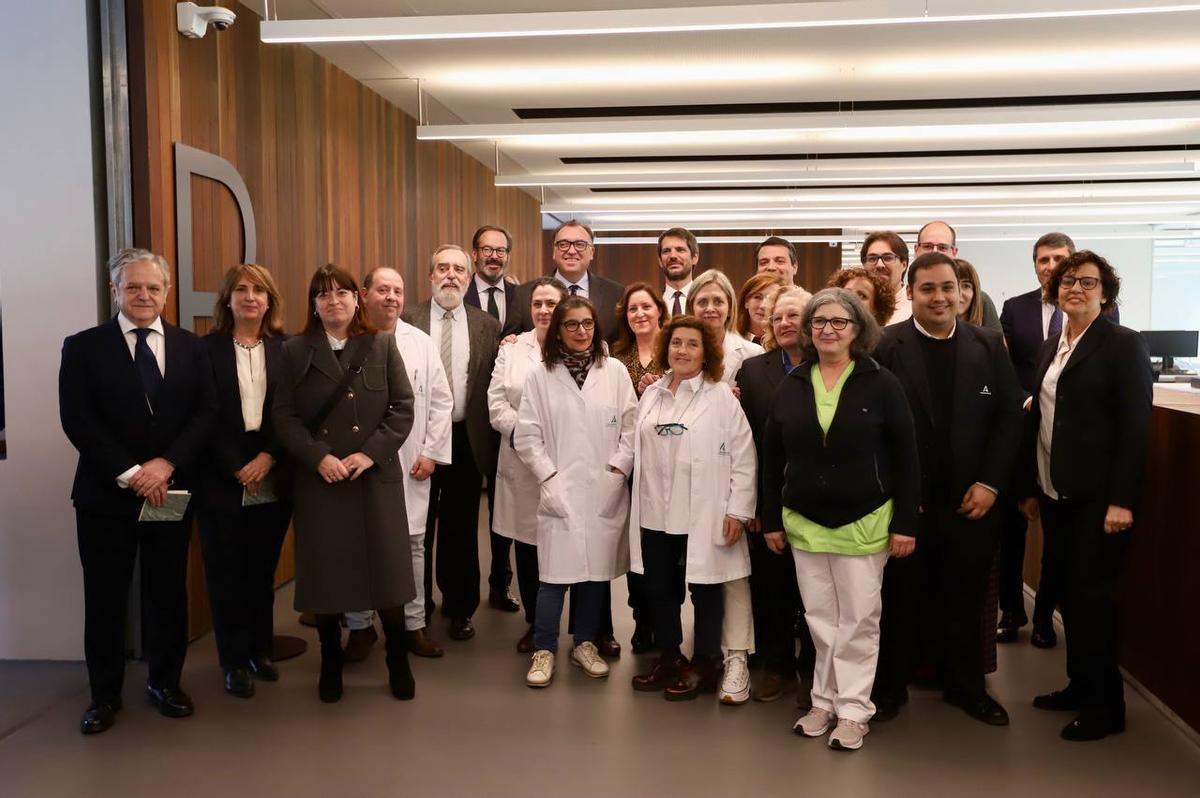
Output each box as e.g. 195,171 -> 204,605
465,278 -> 522,338
1000,287 -> 1120,395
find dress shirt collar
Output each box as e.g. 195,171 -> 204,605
117,312 -> 164,337
474,275 -> 505,298
554,270 -> 589,294
665,280 -> 691,298
912,316 -> 956,340
1056,316 -> 1095,356
326,332 -> 348,351
433,298 -> 466,321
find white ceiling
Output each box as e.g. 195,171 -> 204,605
249,1 -> 1200,236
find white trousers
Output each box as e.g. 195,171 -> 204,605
721,576 -> 755,654
792,549 -> 888,723
345,533 -> 427,633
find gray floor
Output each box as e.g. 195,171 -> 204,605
3,576 -> 1199,797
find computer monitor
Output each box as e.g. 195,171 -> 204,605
1140,330 -> 1199,372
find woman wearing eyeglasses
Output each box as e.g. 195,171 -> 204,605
629,315 -> 757,703
1019,251 -> 1151,742
513,296 -> 636,688
761,288 -> 919,751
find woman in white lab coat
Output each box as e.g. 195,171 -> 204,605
488,277 -> 567,652
628,314 -> 757,703
514,296 -> 636,688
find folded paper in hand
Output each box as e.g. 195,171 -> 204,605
138,490 -> 192,522
242,474 -> 279,507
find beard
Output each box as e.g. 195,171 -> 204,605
434,284 -> 463,309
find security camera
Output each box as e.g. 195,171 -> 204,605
177,2 -> 236,39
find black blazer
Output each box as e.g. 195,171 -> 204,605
1001,288 -> 1120,395
59,317 -> 218,518
874,320 -> 1024,507
513,270 -> 625,345
465,277 -> 522,338
736,349 -> 792,519
197,332 -> 290,514
1023,315 -> 1152,509
761,356 -> 920,537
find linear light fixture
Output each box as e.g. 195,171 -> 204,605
590,219 -> 1199,232
543,200 -> 1200,217
593,232 -> 1200,244
260,2 -> 1200,43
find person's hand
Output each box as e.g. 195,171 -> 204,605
889,533 -> 916,558
130,457 -> 174,497
318,454 -> 350,483
722,516 -> 745,546
342,452 -> 375,480
764,531 -> 787,554
636,372 -> 658,396
1104,505 -> 1134,535
748,516 -> 762,533
731,386 -> 742,400
1018,497 -> 1040,522
958,484 -> 997,521
499,334 -> 518,347
410,455 -> 437,481
145,482 -> 168,508
236,452 -> 274,494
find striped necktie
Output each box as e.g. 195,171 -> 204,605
440,310 -> 454,383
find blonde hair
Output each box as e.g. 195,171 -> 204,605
685,269 -> 738,333
760,287 -> 812,352
212,264 -> 285,335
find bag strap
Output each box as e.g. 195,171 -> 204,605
306,335 -> 372,433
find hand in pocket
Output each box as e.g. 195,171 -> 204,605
538,476 -> 570,519
598,468 -> 627,519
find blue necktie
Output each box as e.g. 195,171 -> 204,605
1047,307 -> 1063,341
133,327 -> 163,409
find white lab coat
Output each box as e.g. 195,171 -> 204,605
487,330 -> 543,545
722,331 -> 764,386
394,320 -> 453,536
514,356 -> 636,584
629,377 -> 756,584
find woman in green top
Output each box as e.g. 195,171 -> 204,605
761,287 -> 919,752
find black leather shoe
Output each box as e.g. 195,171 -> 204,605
80,699 -> 122,735
997,611 -> 1026,644
488,589 -> 520,613
448,617 -> 475,641
343,625 -> 378,663
1031,622 -> 1057,649
872,699 -> 901,723
596,634 -> 621,658
632,653 -> 689,692
146,685 -> 195,718
630,624 -> 656,655
1034,687 -> 1082,711
1062,714 -> 1125,742
224,667 -> 255,699
516,626 -> 535,654
946,691 -> 1009,726
248,656 -> 280,682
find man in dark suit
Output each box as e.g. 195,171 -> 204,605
409,245 -> 501,641
874,252 -> 1023,726
513,219 -> 624,344
59,248 -> 217,735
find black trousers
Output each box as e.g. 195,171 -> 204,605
425,422 -> 482,621
641,529 -> 721,661
748,532 -> 812,676
873,547 -> 921,705
514,540 -> 539,625
485,476 -> 514,595
197,501 -> 291,670
76,508 -> 191,703
998,500 -> 1029,617
1039,494 -> 1129,721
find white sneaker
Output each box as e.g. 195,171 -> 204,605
828,718 -> 870,750
526,650 -> 555,688
718,651 -> 751,705
793,707 -> 836,738
570,642 -> 610,678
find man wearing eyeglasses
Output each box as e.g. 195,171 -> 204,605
914,221 -> 1000,329
861,231 -> 912,324
466,225 -> 522,339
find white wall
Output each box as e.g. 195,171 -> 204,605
0,3 -> 102,659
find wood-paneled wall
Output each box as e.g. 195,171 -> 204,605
125,0 -> 542,636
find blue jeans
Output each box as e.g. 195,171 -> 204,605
533,581 -> 605,653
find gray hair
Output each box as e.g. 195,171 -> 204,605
428,244 -> 469,274
108,248 -> 171,287
800,287 -> 881,362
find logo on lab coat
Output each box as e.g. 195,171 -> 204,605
979,385 -> 992,396
718,442 -> 729,456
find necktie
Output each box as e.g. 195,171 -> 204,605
569,284 -> 580,296
672,290 -> 682,316
1047,307 -> 1063,341
133,327 -> 163,409
440,310 -> 454,384
485,286 -> 500,320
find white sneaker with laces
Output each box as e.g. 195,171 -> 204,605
718,651 -> 751,705
828,718 -> 870,750
793,707 -> 836,738
571,642 -> 610,678
526,650 -> 555,688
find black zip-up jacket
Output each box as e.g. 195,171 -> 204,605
761,356 -> 920,538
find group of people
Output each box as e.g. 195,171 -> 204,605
59,219 -> 1152,751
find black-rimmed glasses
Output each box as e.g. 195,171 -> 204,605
811,316 -> 853,331
654,422 -> 687,436
561,318 -> 596,332
1061,276 -> 1100,290
554,239 -> 592,253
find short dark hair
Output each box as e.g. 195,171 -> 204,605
754,236 -> 797,266
1043,249 -> 1120,313
907,252 -> 959,286
550,218 -> 594,243
472,225 -> 512,251
542,295 -> 606,367
525,275 -> 568,305
860,231 -> 909,265
302,263 -> 376,337
655,314 -> 724,384
918,220 -> 957,246
1032,232 -> 1076,260
612,281 -> 667,357
657,227 -> 698,257
362,265 -> 401,291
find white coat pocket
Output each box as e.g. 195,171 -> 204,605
538,476 -> 570,519
598,469 -> 628,519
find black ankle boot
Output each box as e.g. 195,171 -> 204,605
383,622 -> 415,700
316,617 -> 344,703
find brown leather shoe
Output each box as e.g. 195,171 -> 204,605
632,653 -> 689,692
406,628 -> 444,658
596,634 -> 621,658
664,658 -> 721,701
343,625 -> 378,663
753,671 -> 796,703
516,626 -> 535,654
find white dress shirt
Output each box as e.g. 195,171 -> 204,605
637,374 -> 706,535
1037,320 -> 1094,500
115,313 -> 165,488
474,275 -> 507,327
889,290 -> 913,324
664,280 -> 693,317
234,340 -> 267,432
554,270 -> 589,298
429,300 -> 470,422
